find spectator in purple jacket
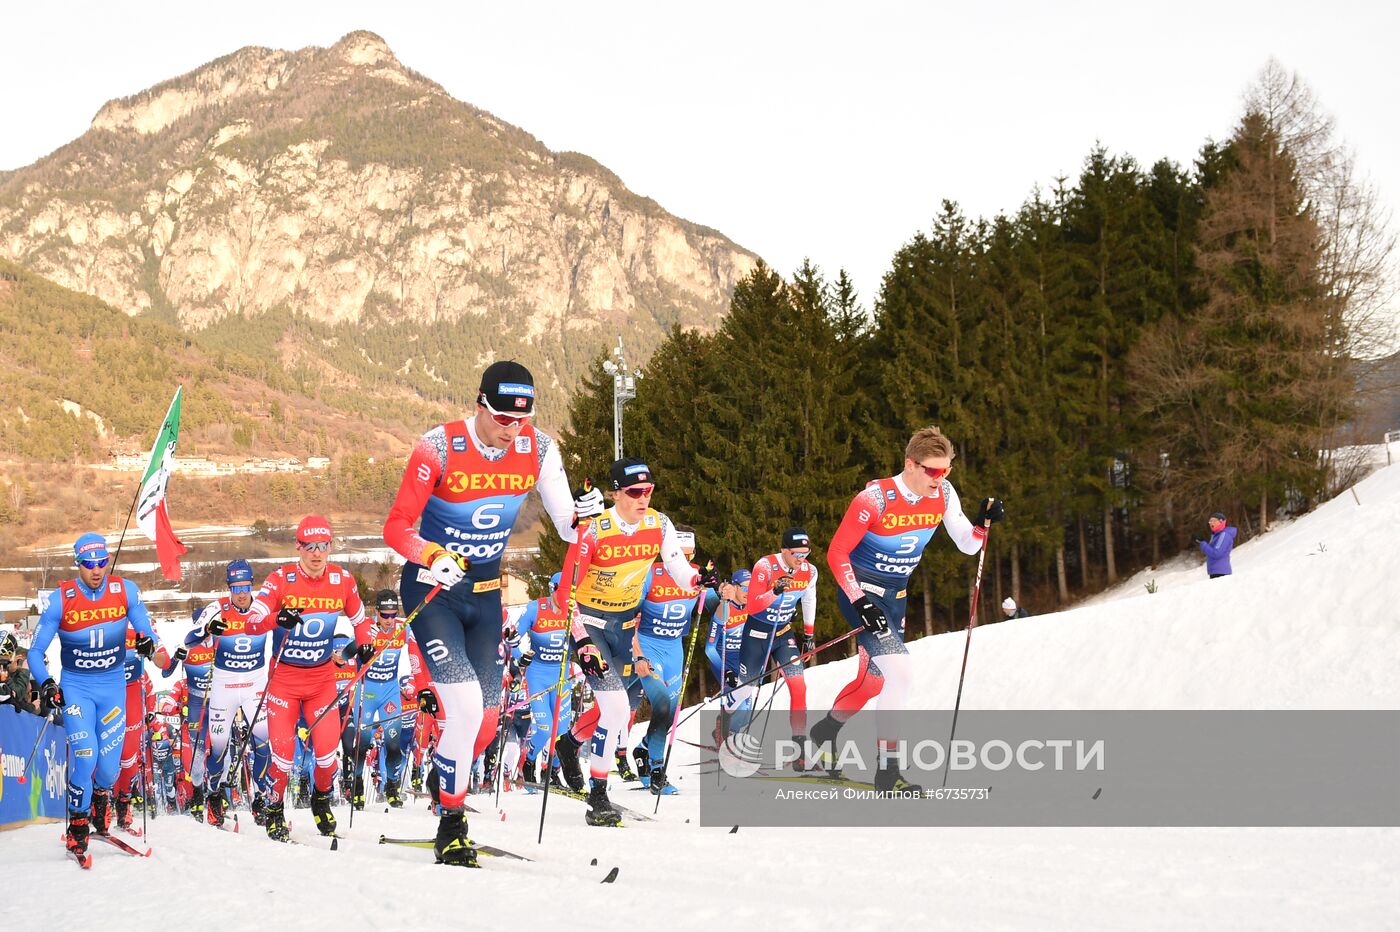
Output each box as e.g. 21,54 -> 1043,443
1193,512 -> 1236,578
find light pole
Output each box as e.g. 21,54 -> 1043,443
601,337 -> 642,460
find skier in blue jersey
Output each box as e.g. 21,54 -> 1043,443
625,527 -> 701,794
512,572 -> 573,787
340,590 -> 413,808
704,569 -> 752,746
28,533 -> 166,860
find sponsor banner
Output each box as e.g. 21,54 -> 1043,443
0,711 -> 67,828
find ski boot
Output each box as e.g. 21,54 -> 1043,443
207,790 -> 228,827
294,778 -> 311,809
808,714 -> 844,777
434,807 -> 479,868
554,733 -> 586,791
615,748 -> 637,782
351,775 -> 366,811
874,764 -> 923,794
634,747 -> 651,787
188,786 -> 205,823
791,733 -> 819,772
549,765 -> 567,789
585,779 -> 623,827
385,779 -> 404,809
90,788 -> 112,835
311,788 -> 337,836
252,792 -> 268,826
115,793 -> 134,830
65,812 -> 91,857
521,758 -> 537,787
264,801 -> 290,843
410,765 -> 423,794
649,765 -> 678,796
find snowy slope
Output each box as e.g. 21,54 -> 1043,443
4,464 -> 1400,929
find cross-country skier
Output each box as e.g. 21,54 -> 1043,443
704,569 -> 752,744
625,526 -> 702,795
27,533 -> 167,859
339,590 -> 424,809
513,572 -> 573,787
246,516 -> 371,841
383,360 -> 598,865
726,529 -> 820,761
165,610 -> 214,819
189,559 -> 273,827
554,458 -> 717,826
810,425 -> 1003,791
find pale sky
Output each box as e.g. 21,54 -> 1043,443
3,1 -> 1397,314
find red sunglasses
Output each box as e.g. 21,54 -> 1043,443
917,463 -> 951,481
621,485 -> 655,499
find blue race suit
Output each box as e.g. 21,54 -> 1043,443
28,575 -> 158,812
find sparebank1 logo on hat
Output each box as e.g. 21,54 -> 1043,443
625,464 -> 650,478
499,382 -> 534,409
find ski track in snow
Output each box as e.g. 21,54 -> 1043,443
5,461 -> 1400,928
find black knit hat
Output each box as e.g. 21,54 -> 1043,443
783,528 -> 811,549
376,589 -> 402,614
610,457 -> 653,490
478,360 -> 535,416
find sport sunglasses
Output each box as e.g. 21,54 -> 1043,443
918,463 -> 951,481
297,541 -> 331,552
621,484 -> 655,499
478,398 -> 532,427
78,557 -> 110,569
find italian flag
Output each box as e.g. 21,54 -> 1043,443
136,386 -> 188,580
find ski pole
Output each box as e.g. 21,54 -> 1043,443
504,673 -> 583,716
539,480 -> 593,844
349,681 -> 365,829
14,712 -> 54,785
653,571 -> 710,813
493,629 -> 513,807
671,627 -> 861,735
139,676 -> 151,839
302,583 -> 445,735
940,521 -> 992,789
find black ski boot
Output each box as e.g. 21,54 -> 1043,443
188,786 -> 205,823
252,792 -> 268,826
410,765 -> 423,794
808,714 -> 844,776
649,765 -> 677,796
294,777 -> 311,809
633,747 -> 651,785
585,779 -> 623,827
549,765 -> 566,789
264,801 -> 290,842
615,748 -> 637,782
207,789 -> 228,827
385,779 -> 403,809
311,788 -> 337,836
554,733 -> 586,791
522,758 -> 537,786
351,774 -> 366,811
874,764 -> 923,794
433,807 -> 479,867
115,793 -> 134,830
90,788 -> 112,835
65,811 -> 91,856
